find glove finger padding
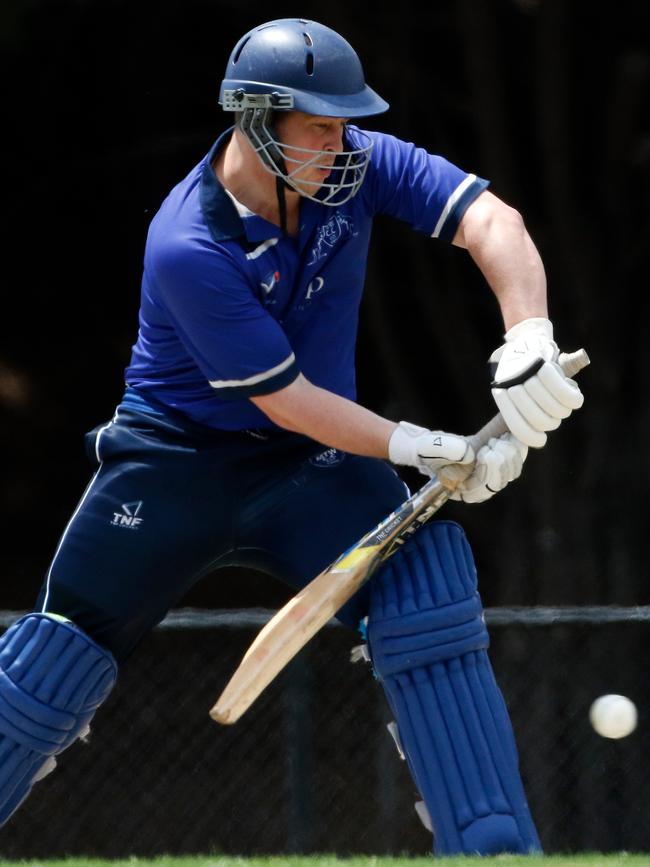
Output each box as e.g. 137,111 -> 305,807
449,433 -> 527,503
505,383 -> 562,433
492,360 -> 584,448
489,318 -> 585,449
491,389 -> 548,448
537,362 -> 584,410
522,375 -> 574,420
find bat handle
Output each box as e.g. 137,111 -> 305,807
467,347 -> 590,454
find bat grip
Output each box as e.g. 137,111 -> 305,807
466,347 -> 590,456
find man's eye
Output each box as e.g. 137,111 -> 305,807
313,122 -> 346,132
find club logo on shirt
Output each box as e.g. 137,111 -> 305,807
260,270 -> 280,305
111,501 -> 144,529
307,212 -> 356,265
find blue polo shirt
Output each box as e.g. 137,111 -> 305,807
123,125 -> 489,429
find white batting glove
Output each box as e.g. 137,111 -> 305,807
489,317 -> 584,448
388,421 -> 475,482
449,433 -> 528,503
388,422 -> 527,503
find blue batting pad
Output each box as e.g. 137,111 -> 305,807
367,521 -> 541,855
0,613 -> 117,826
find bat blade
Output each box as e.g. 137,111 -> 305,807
211,473 -> 457,724
211,349 -> 589,725
210,549 -> 377,724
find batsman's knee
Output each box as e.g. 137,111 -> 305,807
364,520 -> 541,856
0,612 -> 117,826
367,521 -> 488,675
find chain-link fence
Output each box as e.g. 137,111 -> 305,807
0,607 -> 648,859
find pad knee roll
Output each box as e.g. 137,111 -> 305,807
0,612 -> 117,826
367,521 -> 541,856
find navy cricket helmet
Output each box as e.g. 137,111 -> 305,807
219,18 -> 389,118
218,18 -> 389,209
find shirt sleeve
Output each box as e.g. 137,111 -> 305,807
358,129 -> 490,242
149,237 -> 300,398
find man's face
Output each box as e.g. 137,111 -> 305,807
272,111 -> 350,193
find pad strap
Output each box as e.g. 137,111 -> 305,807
368,595 -> 488,676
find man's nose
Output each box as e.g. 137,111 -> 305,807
325,129 -> 345,153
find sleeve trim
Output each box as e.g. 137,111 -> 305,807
209,353 -> 299,397
431,174 -> 490,241
209,353 -> 296,390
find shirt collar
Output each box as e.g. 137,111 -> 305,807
199,126 -> 283,244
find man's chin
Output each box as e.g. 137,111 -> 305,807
289,175 -> 328,197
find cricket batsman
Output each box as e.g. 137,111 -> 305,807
0,18 -> 584,855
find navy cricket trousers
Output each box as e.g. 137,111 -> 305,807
36,403 -> 408,663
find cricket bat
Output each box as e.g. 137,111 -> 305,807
211,349 -> 589,724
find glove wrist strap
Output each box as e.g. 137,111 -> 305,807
503,316 -> 553,342
388,420 -> 429,467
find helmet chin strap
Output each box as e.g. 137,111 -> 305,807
275,175 -> 289,236
266,113 -> 291,237
238,107 -> 292,236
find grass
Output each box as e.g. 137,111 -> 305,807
2,855 -> 650,867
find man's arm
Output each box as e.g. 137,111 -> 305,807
251,374 -> 528,505
453,189 -> 584,447
251,374 -> 397,458
452,189 -> 547,329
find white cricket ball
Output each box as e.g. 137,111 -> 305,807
589,694 -> 638,739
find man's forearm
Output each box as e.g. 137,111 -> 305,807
455,191 -> 548,330
251,374 -> 397,458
